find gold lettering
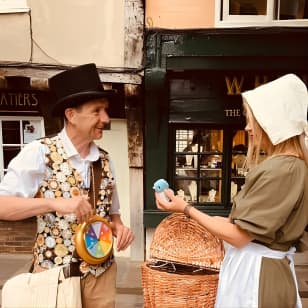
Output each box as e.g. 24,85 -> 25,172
18,93 -> 23,106
7,93 -> 14,106
254,75 -> 269,88
31,94 -> 38,106
225,76 -> 244,95
0,93 -> 8,105
0,92 -> 40,110
13,93 -> 17,106
24,93 -> 31,106
224,109 -> 241,117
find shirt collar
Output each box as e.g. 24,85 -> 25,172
58,128 -> 100,162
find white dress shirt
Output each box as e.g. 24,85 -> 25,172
0,128 -> 120,214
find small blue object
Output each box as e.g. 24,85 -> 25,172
153,179 -> 169,192
153,179 -> 171,202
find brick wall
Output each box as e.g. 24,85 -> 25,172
0,217 -> 36,253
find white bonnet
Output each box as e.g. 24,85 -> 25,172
241,74 -> 308,145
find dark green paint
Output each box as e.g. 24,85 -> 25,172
144,27 -> 308,227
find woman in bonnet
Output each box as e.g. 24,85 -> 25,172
154,73 -> 308,308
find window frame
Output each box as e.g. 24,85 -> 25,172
170,124 -> 236,209
0,0 -> 30,14
215,0 -> 308,28
0,116 -> 45,179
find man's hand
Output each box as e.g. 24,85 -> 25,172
51,196 -> 94,223
110,214 -> 134,251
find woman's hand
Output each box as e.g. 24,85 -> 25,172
155,189 -> 253,248
155,189 -> 187,214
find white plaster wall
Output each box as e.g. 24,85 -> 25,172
96,119 -> 131,258
0,13 -> 31,61
28,0 -> 124,67
0,0 -> 125,67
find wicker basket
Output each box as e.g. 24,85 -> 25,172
141,263 -> 219,308
141,213 -> 224,308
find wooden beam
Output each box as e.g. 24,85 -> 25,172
125,84 -> 143,168
123,0 -> 145,259
129,168 -> 144,261
0,66 -> 143,85
124,0 -> 144,69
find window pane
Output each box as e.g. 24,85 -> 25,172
201,154 -> 223,169
231,130 -> 248,201
279,0 -> 307,19
175,128 -> 223,204
229,0 -> 267,15
175,179 -> 222,203
174,179 -> 197,202
176,154 -> 198,169
199,179 -> 222,203
175,130 -> 194,152
2,121 -> 20,144
22,120 -> 41,144
207,130 -> 223,152
3,146 -> 21,169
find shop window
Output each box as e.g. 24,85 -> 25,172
176,130 -> 194,152
174,128 -> 224,204
216,0 -> 308,27
230,130 -> 247,201
0,116 -> 45,180
173,127 -> 248,206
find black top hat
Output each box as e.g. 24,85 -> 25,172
49,63 -> 117,116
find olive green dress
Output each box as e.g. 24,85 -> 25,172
230,155 -> 308,308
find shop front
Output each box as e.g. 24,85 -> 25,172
144,27 -> 308,229
0,76 -> 53,253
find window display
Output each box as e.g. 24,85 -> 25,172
231,130 -> 248,201
175,129 -> 223,204
173,128 -> 248,206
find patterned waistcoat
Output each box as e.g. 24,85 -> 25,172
33,135 -> 115,277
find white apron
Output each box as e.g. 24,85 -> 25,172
214,242 -> 302,308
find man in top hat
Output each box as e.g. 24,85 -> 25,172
0,63 -> 134,307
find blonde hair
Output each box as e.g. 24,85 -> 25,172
244,102 -> 307,170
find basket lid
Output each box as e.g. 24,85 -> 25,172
150,213 -> 224,270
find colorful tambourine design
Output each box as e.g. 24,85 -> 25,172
75,215 -> 113,265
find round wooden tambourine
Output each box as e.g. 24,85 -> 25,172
75,215 -> 113,265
